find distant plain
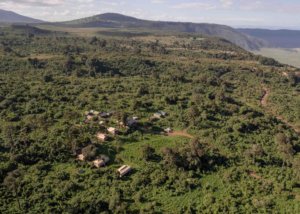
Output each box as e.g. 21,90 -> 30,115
255,48 -> 300,68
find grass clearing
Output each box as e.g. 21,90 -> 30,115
254,48 -> 300,68
119,135 -> 189,168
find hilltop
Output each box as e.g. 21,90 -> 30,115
3,9 -> 300,52
2,9 -> 300,52
59,13 -> 266,50
0,9 -> 44,24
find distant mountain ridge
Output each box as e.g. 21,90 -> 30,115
60,13 -> 267,50
2,9 -> 300,51
0,9 -> 44,24
238,28 -> 300,48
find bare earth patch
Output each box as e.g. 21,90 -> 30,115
167,130 -> 194,139
247,170 -> 262,180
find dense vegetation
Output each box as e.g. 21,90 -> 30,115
0,26 -> 299,213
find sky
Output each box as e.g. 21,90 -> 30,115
0,0 -> 300,29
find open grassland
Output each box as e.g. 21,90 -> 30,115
254,48 -> 300,68
37,25 -> 184,38
37,24 -> 103,37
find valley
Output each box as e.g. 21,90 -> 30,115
255,48 -> 300,68
0,8 -> 299,213
0,24 -> 299,213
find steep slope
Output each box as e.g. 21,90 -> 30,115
238,28 -> 300,48
0,9 -> 44,23
60,13 -> 266,50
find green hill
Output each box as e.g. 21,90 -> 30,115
0,9 -> 44,24
59,13 -> 267,50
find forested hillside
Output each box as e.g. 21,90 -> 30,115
0,26 -> 299,213
58,13 -> 266,50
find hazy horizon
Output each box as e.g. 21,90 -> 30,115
0,0 -> 300,30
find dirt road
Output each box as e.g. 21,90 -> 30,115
261,86 -> 269,107
261,86 -> 300,134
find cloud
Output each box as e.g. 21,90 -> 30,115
171,2 -> 216,10
220,0 -> 234,8
151,0 -> 165,4
1,0 -> 65,7
0,0 -> 299,27
236,0 -> 300,13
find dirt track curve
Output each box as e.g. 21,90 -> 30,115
261,86 -> 300,134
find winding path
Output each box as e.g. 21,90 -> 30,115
261,86 -> 300,134
260,86 -> 270,107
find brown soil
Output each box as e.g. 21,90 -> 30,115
261,86 -> 269,107
248,171 -> 262,180
282,72 -> 289,78
167,130 -> 194,139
